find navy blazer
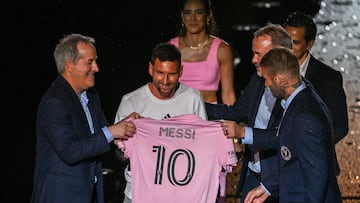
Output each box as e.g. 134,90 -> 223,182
206,73 -> 284,198
305,55 -> 348,144
31,75 -> 111,203
252,80 -> 342,202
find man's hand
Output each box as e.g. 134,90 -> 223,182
110,120 -> 136,141
111,112 -> 141,142
220,120 -> 246,139
244,185 -> 269,203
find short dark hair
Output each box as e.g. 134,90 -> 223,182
260,47 -> 299,78
150,43 -> 182,69
283,11 -> 317,43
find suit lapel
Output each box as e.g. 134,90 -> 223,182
304,55 -> 319,81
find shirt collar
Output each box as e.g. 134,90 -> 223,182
281,81 -> 306,110
80,91 -> 89,106
300,53 -> 311,76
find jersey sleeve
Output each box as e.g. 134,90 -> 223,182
221,137 -> 238,172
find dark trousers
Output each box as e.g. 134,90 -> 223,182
240,169 -> 279,203
240,169 -> 261,203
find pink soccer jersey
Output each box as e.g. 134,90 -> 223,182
118,114 -> 238,203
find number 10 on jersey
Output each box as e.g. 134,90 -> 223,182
153,145 -> 195,186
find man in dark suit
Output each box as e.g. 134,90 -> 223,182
31,34 -> 138,203
206,24 -> 292,202
231,47 -> 342,202
283,11 -> 348,146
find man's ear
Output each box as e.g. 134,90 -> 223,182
179,65 -> 183,77
276,74 -> 290,89
148,62 -> 153,76
306,39 -> 315,51
65,60 -> 73,73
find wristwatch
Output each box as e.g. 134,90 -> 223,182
233,138 -> 240,144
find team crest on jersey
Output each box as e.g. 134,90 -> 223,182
280,145 -> 291,161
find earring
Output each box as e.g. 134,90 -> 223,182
207,21 -> 210,27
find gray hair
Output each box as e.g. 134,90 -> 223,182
53,33 -> 96,73
254,23 -> 292,49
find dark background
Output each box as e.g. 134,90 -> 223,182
4,0 -> 321,202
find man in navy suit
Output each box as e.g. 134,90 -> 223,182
232,47 -> 342,202
206,24 -> 292,202
283,11 -> 348,147
31,34 -> 139,203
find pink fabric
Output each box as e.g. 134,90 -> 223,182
219,171 -> 227,197
118,114 -> 238,203
170,37 -> 221,91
